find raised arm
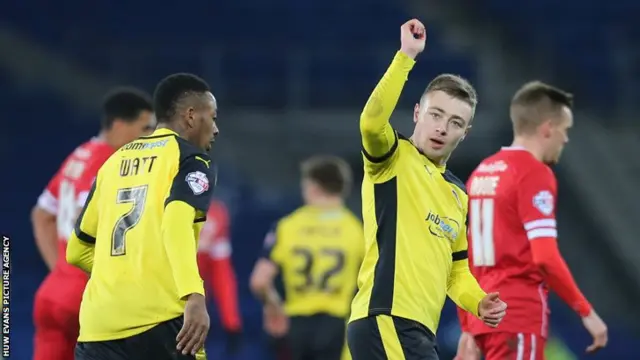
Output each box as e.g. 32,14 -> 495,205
360,51 -> 415,158
360,19 -> 424,169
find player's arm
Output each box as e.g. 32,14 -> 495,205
360,20 -> 423,180
66,179 -> 100,274
200,204 -> 242,332
163,155 -> 214,300
447,212 -> 487,318
518,169 -> 592,317
32,173 -> 61,270
249,223 -> 283,307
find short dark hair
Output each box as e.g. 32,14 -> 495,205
153,73 -> 211,123
301,156 -> 352,197
101,87 -> 153,129
423,74 -> 478,116
510,81 -> 574,135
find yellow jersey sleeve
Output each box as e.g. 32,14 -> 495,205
66,176 -> 100,273
261,222 -> 284,264
165,154 -> 214,212
360,51 -> 415,183
162,155 -> 214,299
193,210 -> 207,240
447,205 -> 486,318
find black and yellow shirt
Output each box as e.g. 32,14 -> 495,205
67,128 -> 213,345
263,205 -> 364,318
349,51 -> 486,334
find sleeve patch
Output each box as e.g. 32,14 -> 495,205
186,171 -> 210,195
532,190 -> 554,216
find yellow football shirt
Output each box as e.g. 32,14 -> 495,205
349,51 -> 486,334
67,128 -> 212,343
264,205 -> 364,318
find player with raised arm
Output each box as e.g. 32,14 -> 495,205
31,88 -> 154,360
346,19 -> 507,360
250,156 -> 364,360
197,199 -> 243,355
67,73 -> 218,360
455,82 -> 608,360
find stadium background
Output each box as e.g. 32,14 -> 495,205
1,0 -> 639,359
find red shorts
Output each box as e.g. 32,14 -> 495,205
475,332 -> 546,360
33,293 -> 80,360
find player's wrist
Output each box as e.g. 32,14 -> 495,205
398,48 -> 419,60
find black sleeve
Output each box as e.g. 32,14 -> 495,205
165,155 -> 214,213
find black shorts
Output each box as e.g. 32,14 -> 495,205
75,316 -> 201,360
347,315 -> 439,360
287,313 -> 346,360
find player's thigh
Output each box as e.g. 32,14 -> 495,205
311,315 -> 346,360
476,332 -> 545,360
390,316 -> 439,360
33,327 -> 75,360
75,340 -> 129,360
33,300 -> 77,360
125,316 -> 198,360
287,317 -> 309,360
347,315 -> 438,360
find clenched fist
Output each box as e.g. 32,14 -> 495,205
400,19 -> 426,59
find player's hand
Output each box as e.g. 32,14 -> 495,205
400,19 -> 426,59
177,293 -> 210,356
478,292 -> 507,328
454,332 -> 481,360
263,303 -> 289,337
582,309 -> 608,354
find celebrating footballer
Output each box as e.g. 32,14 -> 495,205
346,19 -> 507,360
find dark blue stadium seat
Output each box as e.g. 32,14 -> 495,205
483,0 -> 638,112
0,0 -> 477,109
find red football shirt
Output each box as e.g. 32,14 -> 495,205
463,147 -> 557,338
35,138 -> 114,312
197,200 -> 242,332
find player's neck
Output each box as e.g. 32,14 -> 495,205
307,197 -> 344,210
100,130 -> 122,149
511,137 -> 545,162
157,123 -> 186,138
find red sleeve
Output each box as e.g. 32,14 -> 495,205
200,202 -> 242,331
37,170 -> 62,215
518,167 -> 591,317
457,306 -> 470,332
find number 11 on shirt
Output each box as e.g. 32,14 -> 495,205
470,198 -> 495,267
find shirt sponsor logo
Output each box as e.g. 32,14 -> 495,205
533,190 -> 554,215
476,160 -> 508,173
426,211 -> 460,243
120,139 -> 169,151
186,171 -> 209,195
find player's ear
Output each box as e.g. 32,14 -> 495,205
413,103 -> 420,124
186,107 -> 196,128
540,119 -> 553,138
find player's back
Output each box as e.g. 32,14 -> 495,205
274,205 -> 364,318
49,139 -> 115,275
79,129 -> 210,341
466,147 -> 557,335
36,138 -> 114,310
